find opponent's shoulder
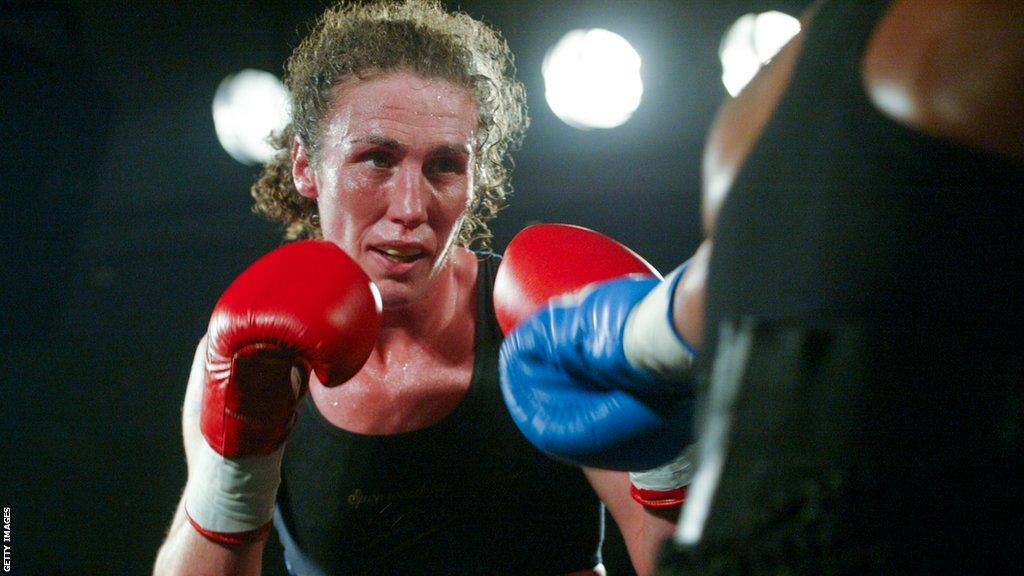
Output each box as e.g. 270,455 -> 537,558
862,0 -> 1024,162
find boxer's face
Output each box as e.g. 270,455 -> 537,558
295,71 -> 477,308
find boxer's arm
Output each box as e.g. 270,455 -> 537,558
669,241 -> 709,350
863,0 -> 1024,164
154,492 -> 265,576
154,337 -> 265,576
583,468 -> 676,576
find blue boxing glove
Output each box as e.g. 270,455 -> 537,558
499,273 -> 696,471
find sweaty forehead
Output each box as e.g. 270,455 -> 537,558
324,71 -> 478,147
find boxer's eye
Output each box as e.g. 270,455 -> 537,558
429,157 -> 458,173
365,151 -> 394,168
425,155 -> 467,176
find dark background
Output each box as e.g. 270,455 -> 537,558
2,1 -> 806,574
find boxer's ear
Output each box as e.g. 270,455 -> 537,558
292,137 -> 318,199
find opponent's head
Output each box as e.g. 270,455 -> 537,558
251,0 -> 528,250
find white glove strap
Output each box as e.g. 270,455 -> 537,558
629,443 -> 698,492
623,264 -> 696,378
184,441 -> 284,534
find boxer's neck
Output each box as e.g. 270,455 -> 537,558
307,247 -> 478,434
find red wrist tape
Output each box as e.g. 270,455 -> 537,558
185,511 -> 273,546
630,484 -> 688,508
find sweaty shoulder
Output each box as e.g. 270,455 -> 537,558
862,0 -> 1024,163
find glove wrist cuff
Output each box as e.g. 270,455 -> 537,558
185,512 -> 273,545
184,441 -> 284,539
629,445 -> 697,508
629,484 -> 688,508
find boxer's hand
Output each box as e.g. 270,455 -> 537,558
495,224 -> 695,472
185,240 -> 381,544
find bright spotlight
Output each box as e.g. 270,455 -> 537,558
719,11 -> 800,97
212,69 -> 290,165
543,28 -> 643,130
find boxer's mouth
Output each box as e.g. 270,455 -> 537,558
373,246 -> 425,263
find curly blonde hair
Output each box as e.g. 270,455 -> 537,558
251,0 -> 528,249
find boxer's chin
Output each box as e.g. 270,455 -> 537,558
368,218 -> 466,310
372,257 -> 448,309
371,277 -> 421,310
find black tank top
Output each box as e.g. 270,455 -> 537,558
275,253 -> 603,576
661,1 -> 1024,573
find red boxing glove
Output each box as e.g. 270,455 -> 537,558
493,223 -> 659,334
186,240 -> 381,544
202,240 -> 381,457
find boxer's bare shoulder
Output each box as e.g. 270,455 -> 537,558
862,0 -> 1024,162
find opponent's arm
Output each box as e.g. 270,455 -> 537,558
495,225 -> 708,574
154,241 -> 380,576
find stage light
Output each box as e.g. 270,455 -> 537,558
543,28 -> 643,130
719,11 -> 800,97
212,69 -> 289,165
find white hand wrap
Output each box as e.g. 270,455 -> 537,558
629,443 -> 698,508
184,442 -> 284,540
623,264 -> 696,379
